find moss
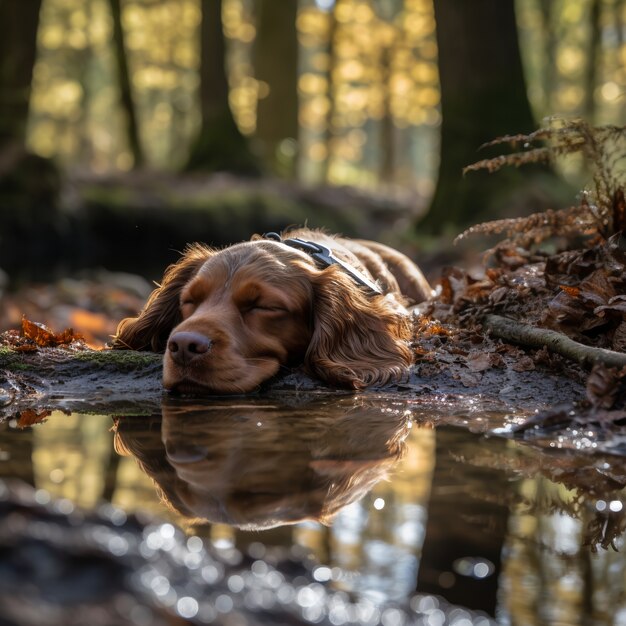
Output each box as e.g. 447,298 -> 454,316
0,346 -> 161,374
0,347 -> 20,365
74,348 -> 162,370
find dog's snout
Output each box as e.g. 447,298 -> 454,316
165,441 -> 208,463
168,331 -> 212,364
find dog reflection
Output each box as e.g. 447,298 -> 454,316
113,399 -> 411,530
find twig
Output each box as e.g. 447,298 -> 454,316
484,314 -> 626,368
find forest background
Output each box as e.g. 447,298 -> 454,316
0,0 -> 625,299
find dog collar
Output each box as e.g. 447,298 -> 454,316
264,232 -> 382,295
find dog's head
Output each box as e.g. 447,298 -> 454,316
113,239 -> 413,393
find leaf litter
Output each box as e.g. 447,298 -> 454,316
412,118 -> 626,449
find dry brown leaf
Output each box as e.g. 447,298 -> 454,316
20,316 -> 84,348
17,409 -> 52,428
512,355 -> 535,372
467,352 -> 492,372
613,322 -> 626,352
586,363 -> 625,409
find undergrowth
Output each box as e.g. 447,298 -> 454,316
455,117 -> 626,252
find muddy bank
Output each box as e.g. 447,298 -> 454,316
0,343 -> 584,422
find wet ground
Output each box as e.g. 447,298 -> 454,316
1,393 -> 625,624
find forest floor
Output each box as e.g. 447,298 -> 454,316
1,230 -> 625,446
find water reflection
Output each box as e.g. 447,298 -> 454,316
113,396 -> 413,530
2,396 -> 626,622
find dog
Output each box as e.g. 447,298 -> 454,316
112,228 -> 431,393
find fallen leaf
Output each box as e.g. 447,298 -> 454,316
21,318 -> 57,347
17,409 -> 52,428
20,316 -> 84,348
613,322 -> 626,352
512,356 -> 535,372
586,363 -> 624,409
467,352 -> 492,372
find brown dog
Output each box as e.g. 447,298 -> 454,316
113,228 -> 431,393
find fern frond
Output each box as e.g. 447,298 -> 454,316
458,117 -> 626,249
463,148 -> 552,175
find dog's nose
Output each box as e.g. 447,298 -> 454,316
167,331 -> 212,364
165,441 -> 208,463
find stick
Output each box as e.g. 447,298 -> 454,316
484,314 -> 626,368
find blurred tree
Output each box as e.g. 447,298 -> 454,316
419,0 -> 552,235
320,3 -> 338,183
186,0 -> 259,174
583,0 -> 602,122
253,0 -> 299,177
538,0 -> 556,115
108,0 -> 145,167
375,0 -> 404,184
0,0 -> 42,149
0,0 -> 60,236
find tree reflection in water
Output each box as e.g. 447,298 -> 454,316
2,397 -> 626,621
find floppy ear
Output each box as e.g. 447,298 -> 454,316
112,244 -> 212,351
304,266 -> 413,389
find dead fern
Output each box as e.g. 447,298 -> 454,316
455,117 -> 626,248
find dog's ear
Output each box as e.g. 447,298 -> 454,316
112,244 -> 212,351
304,266 -> 413,389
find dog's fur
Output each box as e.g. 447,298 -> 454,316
113,228 -> 431,393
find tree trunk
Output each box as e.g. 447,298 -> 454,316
0,0 -> 42,148
0,0 -> 60,230
538,0 -> 556,116
321,3 -> 339,183
419,0 -> 541,235
253,0 -> 299,177
108,0 -> 144,168
583,0 -> 602,122
379,44 -> 395,184
185,0 -> 259,174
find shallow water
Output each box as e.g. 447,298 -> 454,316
1,393 -> 626,624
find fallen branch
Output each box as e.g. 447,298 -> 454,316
484,314 -> 626,368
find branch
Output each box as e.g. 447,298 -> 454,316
484,314 -> 626,368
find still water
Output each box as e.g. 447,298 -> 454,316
1,393 -> 625,624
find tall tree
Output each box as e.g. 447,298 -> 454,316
253,0 -> 299,177
186,0 -> 259,174
583,0 -> 602,122
419,0 -> 546,235
0,0 -> 42,149
321,2 -> 339,183
0,0 -> 59,219
109,0 -> 144,167
0,0 -> 60,270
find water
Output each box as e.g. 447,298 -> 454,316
1,393 -> 625,624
